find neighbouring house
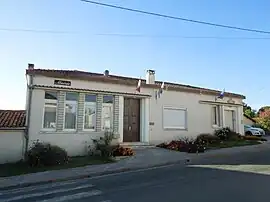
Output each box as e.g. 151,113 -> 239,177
24,64 -> 245,157
0,110 -> 26,163
243,114 -> 256,126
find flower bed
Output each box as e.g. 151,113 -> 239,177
156,127 -> 266,153
112,146 -> 135,156
157,140 -> 205,153
242,135 -> 267,141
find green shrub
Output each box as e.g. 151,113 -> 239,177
91,131 -> 117,157
227,131 -> 242,141
179,137 -> 206,153
196,133 -> 220,144
214,127 -> 231,140
27,140 -> 68,167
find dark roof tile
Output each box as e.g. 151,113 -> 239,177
0,110 -> 26,129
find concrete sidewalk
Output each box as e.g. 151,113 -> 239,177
0,148 -> 189,190
1,140 -> 270,190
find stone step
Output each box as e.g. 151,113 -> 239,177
119,142 -> 156,149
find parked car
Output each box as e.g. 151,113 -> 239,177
244,124 -> 265,136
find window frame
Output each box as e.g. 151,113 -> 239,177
63,92 -> 78,131
42,91 -> 58,131
212,105 -> 221,128
83,94 -> 97,131
101,96 -> 114,132
162,106 -> 188,130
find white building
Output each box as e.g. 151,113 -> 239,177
25,64 -> 245,156
0,110 -> 26,164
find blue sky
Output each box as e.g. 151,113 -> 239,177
0,0 -> 270,110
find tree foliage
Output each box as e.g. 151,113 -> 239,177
243,103 -> 257,118
253,106 -> 270,131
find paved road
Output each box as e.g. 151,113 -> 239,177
1,148 -> 270,202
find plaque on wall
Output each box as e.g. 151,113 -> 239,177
54,80 -> 71,86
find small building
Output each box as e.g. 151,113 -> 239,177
243,114 -> 256,126
25,64 -> 245,156
0,110 -> 26,163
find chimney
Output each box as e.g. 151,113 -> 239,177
104,70 -> 109,77
28,63 -> 34,70
146,69 -> 155,84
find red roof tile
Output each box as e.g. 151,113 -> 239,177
0,110 -> 26,129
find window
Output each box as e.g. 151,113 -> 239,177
84,94 -> 97,130
64,92 -> 78,130
212,106 -> 221,126
163,106 -> 187,130
43,91 -> 58,130
102,95 -> 113,131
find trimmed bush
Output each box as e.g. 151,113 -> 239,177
27,140 -> 68,167
214,127 -> 230,140
214,127 -> 240,140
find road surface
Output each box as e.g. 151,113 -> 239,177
1,148 -> 270,202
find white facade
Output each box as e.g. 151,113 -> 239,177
0,130 -> 25,164
26,71 -> 244,156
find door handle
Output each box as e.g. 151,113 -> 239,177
128,126 -> 132,131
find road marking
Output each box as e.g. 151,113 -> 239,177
0,178 -> 92,195
86,163 -> 177,180
4,184 -> 95,202
37,190 -> 103,202
188,164 -> 270,175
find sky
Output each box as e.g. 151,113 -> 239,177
0,0 -> 270,110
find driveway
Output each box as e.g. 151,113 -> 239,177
1,146 -> 270,201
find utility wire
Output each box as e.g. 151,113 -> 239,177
95,33 -> 270,40
2,28 -> 270,40
0,28 -> 73,34
81,0 -> 270,35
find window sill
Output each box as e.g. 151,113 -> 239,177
40,129 -> 56,133
39,130 -> 76,134
163,127 -> 187,131
83,129 -> 96,132
212,125 -> 222,129
63,129 -> 77,131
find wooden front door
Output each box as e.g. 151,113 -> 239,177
123,98 -> 140,142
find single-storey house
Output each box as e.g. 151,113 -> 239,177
243,114 -> 256,126
0,110 -> 26,163
25,64 -> 245,156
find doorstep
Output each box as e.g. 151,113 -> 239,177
120,142 -> 155,149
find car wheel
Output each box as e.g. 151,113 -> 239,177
245,131 -> 253,136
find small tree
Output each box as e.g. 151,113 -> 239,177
90,131 -> 117,157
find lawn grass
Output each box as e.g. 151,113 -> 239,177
0,156 -> 115,177
207,140 -> 261,150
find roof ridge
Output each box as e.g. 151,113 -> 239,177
26,68 -> 245,98
0,109 -> 25,111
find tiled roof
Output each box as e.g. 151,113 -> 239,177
0,110 -> 26,129
26,68 -> 245,99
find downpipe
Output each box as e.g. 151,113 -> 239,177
24,74 -> 33,160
